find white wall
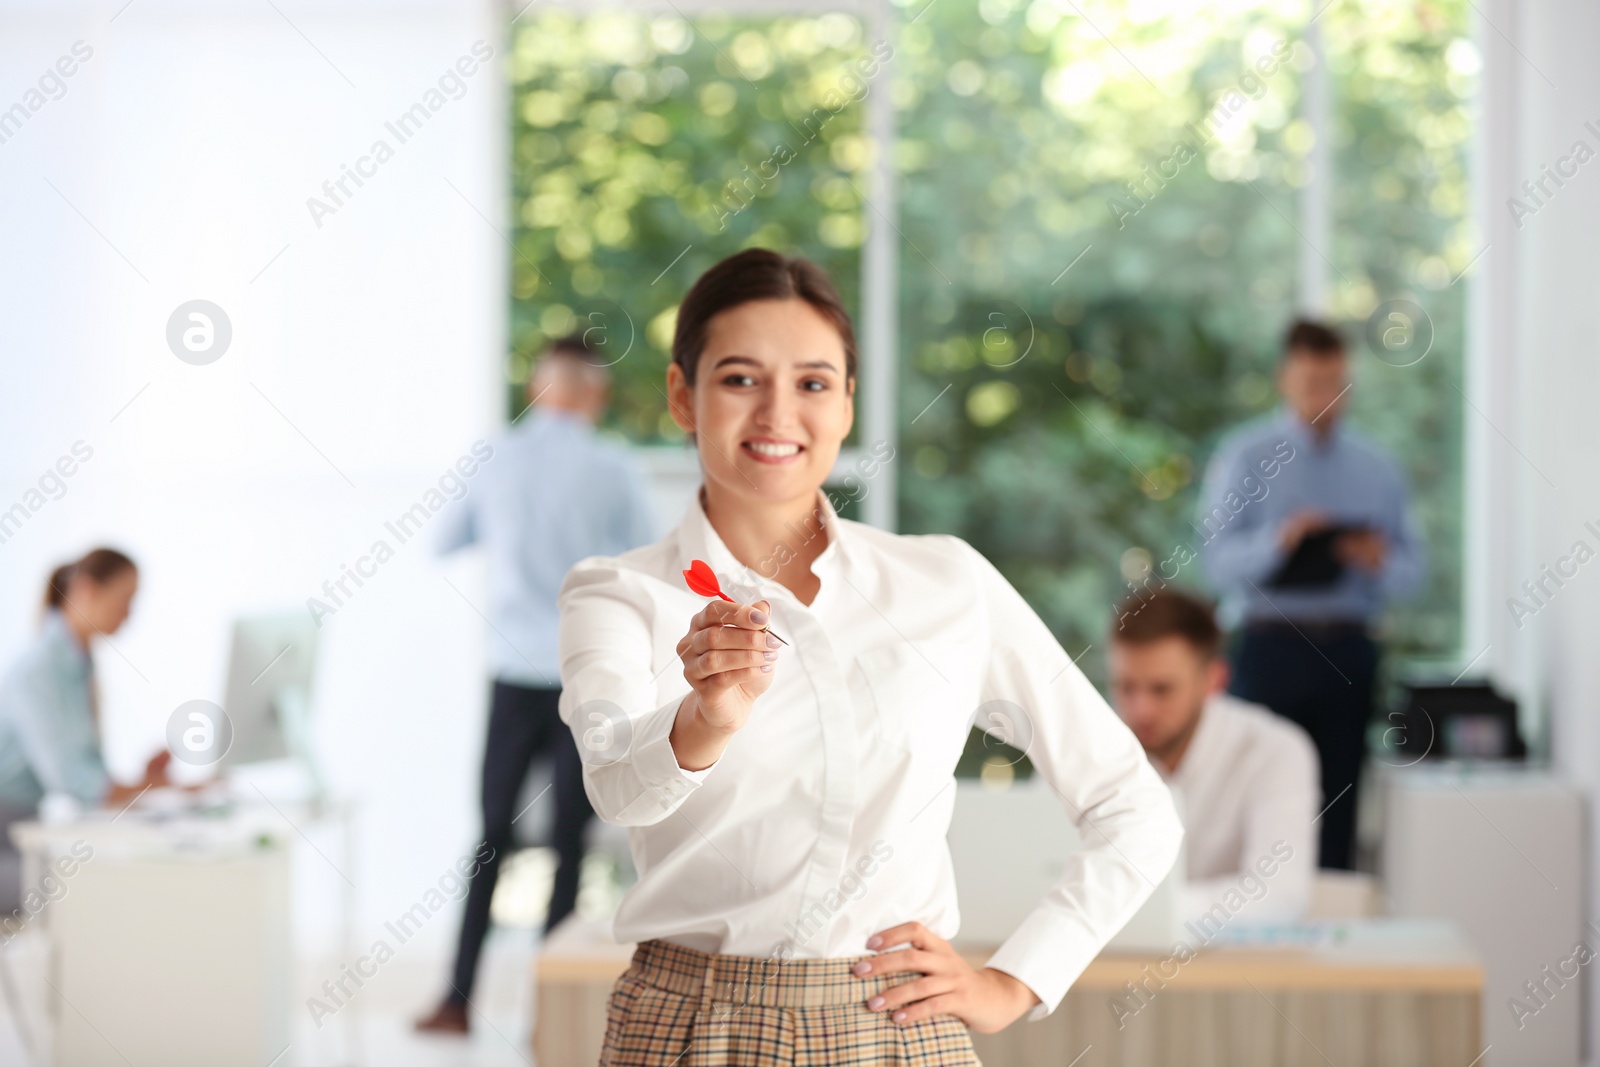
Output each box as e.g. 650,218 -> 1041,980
0,0 -> 506,952
1475,0 -> 1600,1060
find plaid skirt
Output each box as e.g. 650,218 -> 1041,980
598,939 -> 981,1066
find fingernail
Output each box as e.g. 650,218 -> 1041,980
852,961 -> 871,975
868,996 -> 885,1010
766,633 -> 781,648
867,935 -> 882,949
760,664 -> 773,672
750,608 -> 769,625
763,651 -> 779,661
892,1011 -> 906,1023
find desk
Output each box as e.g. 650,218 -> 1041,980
7,801 -> 351,1067
533,919 -> 1482,1067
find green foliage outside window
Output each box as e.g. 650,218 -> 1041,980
507,0 -> 1473,686
506,12 -> 872,440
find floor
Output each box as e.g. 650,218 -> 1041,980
288,927 -> 545,1067
0,925 -> 546,1067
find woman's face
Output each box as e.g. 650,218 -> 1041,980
668,298 -> 854,508
69,568 -> 138,637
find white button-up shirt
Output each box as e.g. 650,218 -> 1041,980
1158,692 -> 1320,925
556,488 -> 1183,1018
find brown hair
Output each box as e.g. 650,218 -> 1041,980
547,332 -> 597,360
1282,318 -> 1345,360
44,548 -> 136,611
532,331 -> 611,390
1111,588 -> 1223,660
670,248 -> 858,386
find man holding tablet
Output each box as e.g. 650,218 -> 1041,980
1196,320 -> 1424,871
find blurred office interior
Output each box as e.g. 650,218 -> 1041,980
2,0 -> 1598,1064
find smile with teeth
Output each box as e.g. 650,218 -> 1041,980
744,440 -> 804,460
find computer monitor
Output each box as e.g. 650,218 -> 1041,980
946,778 -> 1186,952
218,613 -> 319,777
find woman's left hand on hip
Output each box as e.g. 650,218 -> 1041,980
851,921 -> 1041,1034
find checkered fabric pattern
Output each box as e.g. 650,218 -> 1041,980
597,939 -> 982,1066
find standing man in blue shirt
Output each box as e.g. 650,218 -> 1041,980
1197,320 -> 1425,871
416,336 -> 657,1034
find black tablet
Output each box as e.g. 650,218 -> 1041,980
1267,524 -> 1369,589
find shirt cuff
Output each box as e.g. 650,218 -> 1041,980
627,695 -> 718,801
982,905 -> 1108,1020
1249,522 -> 1292,580
81,768 -> 110,808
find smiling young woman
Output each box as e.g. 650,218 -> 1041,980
555,248 -> 1184,1066
663,253 -> 857,611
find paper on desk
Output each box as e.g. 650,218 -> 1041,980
1202,922 -> 1345,948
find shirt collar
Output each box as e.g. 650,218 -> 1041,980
1161,693 -> 1223,785
1276,404 -> 1342,454
41,609 -> 91,672
674,486 -> 850,606
522,404 -> 592,435
1191,691 -> 1230,770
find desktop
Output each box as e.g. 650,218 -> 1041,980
217,613 -> 320,779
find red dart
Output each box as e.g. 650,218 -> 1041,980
682,558 -> 789,646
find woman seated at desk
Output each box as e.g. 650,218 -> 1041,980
0,548 -> 175,908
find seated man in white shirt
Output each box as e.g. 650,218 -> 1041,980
1108,588 -> 1320,929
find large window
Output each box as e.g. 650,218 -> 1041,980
893,0 -> 1308,667
507,10 -> 874,444
1324,0 -> 1475,661
507,0 -> 1474,677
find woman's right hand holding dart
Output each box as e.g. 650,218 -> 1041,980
669,598 -> 781,770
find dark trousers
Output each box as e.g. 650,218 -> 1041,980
1229,625 -> 1378,871
448,681 -> 593,1002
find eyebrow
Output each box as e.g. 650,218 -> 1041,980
709,354 -> 842,373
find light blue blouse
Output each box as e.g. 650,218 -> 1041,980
0,610 -> 110,808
